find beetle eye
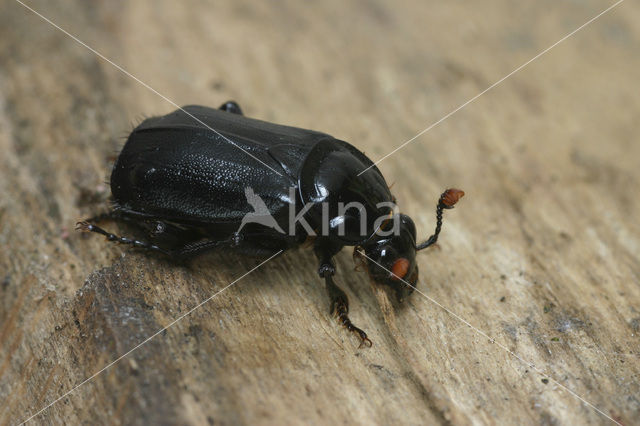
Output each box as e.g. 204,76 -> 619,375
391,258 -> 410,280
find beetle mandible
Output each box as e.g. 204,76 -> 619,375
77,101 -> 464,347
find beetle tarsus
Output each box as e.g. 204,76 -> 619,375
75,221 -> 167,254
333,294 -> 373,348
323,272 -> 372,348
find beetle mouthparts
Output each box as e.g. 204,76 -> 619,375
441,188 -> 465,208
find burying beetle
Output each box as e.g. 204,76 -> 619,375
77,101 -> 464,347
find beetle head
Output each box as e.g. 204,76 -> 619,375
356,188 -> 464,303
359,214 -> 418,302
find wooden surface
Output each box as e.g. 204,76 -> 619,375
1,1 -> 639,424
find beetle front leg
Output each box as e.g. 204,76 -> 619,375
315,245 -> 372,347
322,272 -> 372,348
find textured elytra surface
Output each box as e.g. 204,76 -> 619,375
1,0 -> 639,425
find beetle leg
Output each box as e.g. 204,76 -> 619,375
219,100 -> 244,115
313,241 -> 371,346
75,221 -> 168,254
83,212 -> 175,245
76,219 -> 261,260
323,273 -> 372,348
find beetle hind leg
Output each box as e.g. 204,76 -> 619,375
76,221 -> 168,255
219,100 -> 243,115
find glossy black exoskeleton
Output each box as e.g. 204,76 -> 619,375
78,101 -> 464,347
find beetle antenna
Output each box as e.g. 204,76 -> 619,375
416,188 -> 464,251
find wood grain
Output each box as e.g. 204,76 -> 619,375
1,1 -> 639,424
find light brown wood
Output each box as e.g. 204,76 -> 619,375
1,1 -> 639,424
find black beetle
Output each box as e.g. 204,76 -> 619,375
78,101 -> 463,346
